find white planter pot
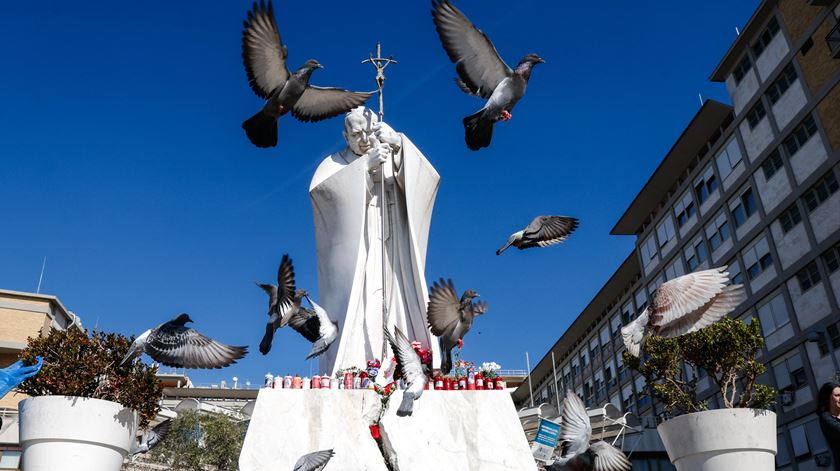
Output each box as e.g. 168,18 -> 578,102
19,395 -> 138,471
657,408 -> 776,471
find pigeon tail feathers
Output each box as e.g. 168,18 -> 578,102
397,391 -> 415,417
305,338 -> 329,360
242,110 -> 278,148
463,110 -> 493,151
259,323 -> 275,355
440,344 -> 453,375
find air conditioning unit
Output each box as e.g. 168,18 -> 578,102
780,390 -> 795,406
815,452 -> 832,467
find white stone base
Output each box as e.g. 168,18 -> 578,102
239,389 -> 536,471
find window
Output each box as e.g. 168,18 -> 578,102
716,137 -> 743,181
635,288 -> 648,313
729,258 -> 745,285
685,238 -> 709,271
816,321 -> 840,356
674,190 -> 696,227
783,115 -> 818,156
0,451 -> 21,470
732,55 -> 752,84
796,261 -> 822,292
751,17 -> 780,58
789,419 -> 830,460
640,234 -> 657,263
776,433 -> 792,467
803,171 -> 839,212
665,257 -> 686,281
760,149 -> 784,180
743,236 -> 773,280
580,350 -> 588,368
823,242 -> 840,274
746,101 -> 767,129
773,352 -> 808,392
767,63 -> 798,104
605,365 -> 615,387
731,187 -> 758,227
590,337 -> 601,360
694,166 -> 718,205
757,292 -> 790,337
656,216 -> 676,248
611,314 -> 622,339
705,210 -> 731,251
778,202 -> 802,233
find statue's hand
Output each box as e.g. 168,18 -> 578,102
366,143 -> 391,173
373,123 -> 401,152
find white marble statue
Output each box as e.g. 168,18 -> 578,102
309,107 -> 441,374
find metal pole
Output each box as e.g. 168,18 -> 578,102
526,351 -> 534,407
551,351 -> 561,413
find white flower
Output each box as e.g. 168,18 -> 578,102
480,362 -> 501,372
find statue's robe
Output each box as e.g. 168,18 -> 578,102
309,130 -> 441,374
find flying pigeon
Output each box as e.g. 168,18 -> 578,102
384,326 -> 428,417
294,449 -> 335,471
241,0 -> 373,148
496,216 -> 579,255
287,295 -> 339,360
426,278 -> 486,375
545,391 -> 631,471
621,266 -> 746,357
431,0 -> 544,150
130,419 -> 171,458
120,314 -> 248,369
257,254 -> 306,355
0,357 -> 43,398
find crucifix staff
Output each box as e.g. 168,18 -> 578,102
362,43 -> 398,363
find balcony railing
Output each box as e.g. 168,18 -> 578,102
828,20 -> 840,59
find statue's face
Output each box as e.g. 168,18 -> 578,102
343,114 -> 375,156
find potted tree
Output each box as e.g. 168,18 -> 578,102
624,317 -> 777,470
16,328 -> 162,471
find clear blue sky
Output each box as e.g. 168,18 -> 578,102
0,1 -> 759,386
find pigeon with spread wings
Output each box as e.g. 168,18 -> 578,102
286,295 -> 338,360
129,419 -> 171,458
257,254 -> 307,355
621,266 -> 746,357
496,216 -> 579,255
431,0 -> 544,150
384,326 -> 428,417
241,1 -> 373,148
293,449 -> 335,471
426,278 -> 486,375
120,314 -> 247,369
546,391 -> 631,471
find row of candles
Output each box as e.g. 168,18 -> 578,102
263,371 -> 507,390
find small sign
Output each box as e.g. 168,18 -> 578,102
531,418 -> 561,462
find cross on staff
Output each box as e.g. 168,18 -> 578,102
361,42 -> 398,120
362,42 -> 397,364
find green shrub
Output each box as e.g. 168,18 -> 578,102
152,410 -> 245,471
623,317 -> 776,416
17,328 -> 162,428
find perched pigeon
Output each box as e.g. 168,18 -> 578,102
257,254 -> 306,355
546,391 -> 631,471
130,419 -> 171,457
0,357 -> 43,398
496,216 -> 579,255
384,326 -> 428,417
294,449 -> 335,471
241,1 -> 373,148
286,295 -> 339,360
120,314 -> 248,369
621,267 -> 746,357
431,0 -> 544,150
426,278 -> 486,375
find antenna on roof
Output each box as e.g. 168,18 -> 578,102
698,93 -> 704,106
735,26 -> 740,36
36,256 -> 47,293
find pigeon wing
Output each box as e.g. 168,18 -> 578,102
384,327 -> 424,384
293,449 -> 335,471
620,308 -> 648,357
287,307 -> 321,343
590,440 -> 632,471
241,0 -> 289,99
276,254 -> 297,319
471,300 -> 488,316
517,216 -> 579,250
291,86 -> 373,123
426,278 -> 461,337
146,326 -> 248,369
658,284 -> 746,338
146,419 -> 171,450
431,0 -> 512,98
559,391 -> 592,458
650,267 -> 729,332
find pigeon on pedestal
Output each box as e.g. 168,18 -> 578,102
431,0 -> 544,150
241,0 -> 372,148
383,326 -> 428,417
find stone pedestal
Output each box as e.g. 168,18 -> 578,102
239,389 -> 536,471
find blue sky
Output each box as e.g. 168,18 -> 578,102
0,1 -> 759,386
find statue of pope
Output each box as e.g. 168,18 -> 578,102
309,107 -> 442,374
